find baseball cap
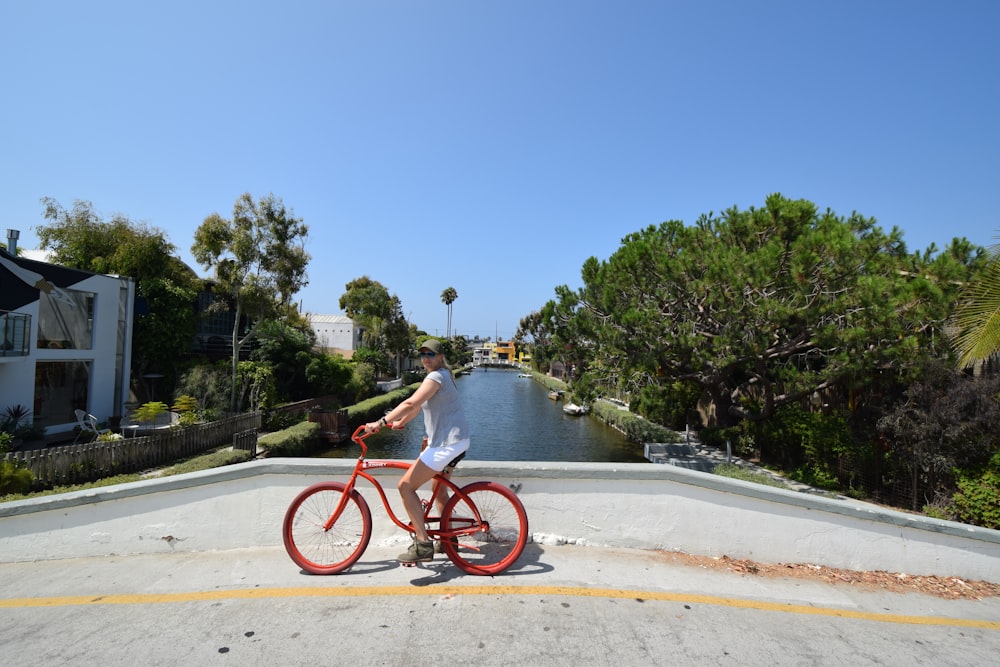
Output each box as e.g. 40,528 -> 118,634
418,339 -> 443,355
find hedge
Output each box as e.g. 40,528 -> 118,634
257,421 -> 323,457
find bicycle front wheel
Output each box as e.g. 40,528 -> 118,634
440,481 -> 528,575
282,481 -> 372,575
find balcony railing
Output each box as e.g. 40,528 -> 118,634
1,310 -> 31,357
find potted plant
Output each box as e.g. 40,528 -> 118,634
135,401 -> 169,427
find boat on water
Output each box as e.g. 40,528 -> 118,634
517,373 -> 532,378
548,390 -> 565,401
562,403 -> 590,415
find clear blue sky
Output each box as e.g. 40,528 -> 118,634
3,1 -> 998,341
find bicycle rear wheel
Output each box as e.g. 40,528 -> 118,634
283,481 -> 372,574
440,481 -> 528,575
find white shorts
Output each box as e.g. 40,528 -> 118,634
419,438 -> 470,472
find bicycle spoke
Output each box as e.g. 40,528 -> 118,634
283,482 -> 372,574
441,482 -> 528,575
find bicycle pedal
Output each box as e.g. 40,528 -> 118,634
401,561 -> 420,568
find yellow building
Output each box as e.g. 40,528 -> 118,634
494,340 -> 516,363
472,340 -> 529,367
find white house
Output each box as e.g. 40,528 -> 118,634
1,230 -> 134,437
307,314 -> 362,356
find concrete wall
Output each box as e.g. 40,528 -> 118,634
2,458 -> 998,582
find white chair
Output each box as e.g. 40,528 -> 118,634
74,409 -> 110,443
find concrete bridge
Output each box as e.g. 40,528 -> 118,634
2,457 -> 998,582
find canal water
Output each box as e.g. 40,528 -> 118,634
317,368 -> 646,463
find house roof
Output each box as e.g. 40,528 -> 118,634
308,314 -> 355,325
0,248 -> 98,311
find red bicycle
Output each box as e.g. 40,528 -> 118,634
283,425 -> 529,575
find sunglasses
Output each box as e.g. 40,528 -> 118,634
419,351 -> 437,358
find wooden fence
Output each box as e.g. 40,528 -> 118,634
232,428 -> 258,456
4,412 -> 261,488
307,407 -> 349,443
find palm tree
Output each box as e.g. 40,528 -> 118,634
952,235 -> 1000,370
441,287 -> 458,339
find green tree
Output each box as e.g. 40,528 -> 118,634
545,194 -> 974,428
353,347 -> 392,377
523,284 -> 597,387
191,193 -> 310,412
175,363 -> 230,419
251,319 -> 318,402
441,286 -> 458,339
383,295 -> 414,377
134,277 -> 200,397
516,310 -> 557,373
951,233 -> 1000,370
36,198 -> 199,401
340,277 -> 412,377
340,276 -> 393,347
235,361 -> 275,413
349,362 -> 377,403
303,352 -> 354,401
38,198 -> 191,283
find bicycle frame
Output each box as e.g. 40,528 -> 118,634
324,426 -> 486,543
284,424 -> 529,575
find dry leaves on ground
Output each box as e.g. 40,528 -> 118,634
657,550 -> 1000,600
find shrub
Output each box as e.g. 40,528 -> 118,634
2,404 -> 32,434
263,410 -> 304,432
537,375 -> 568,393
950,451 -> 1000,529
176,364 -> 230,415
349,362 -> 377,403
631,381 -> 701,431
257,421 -> 323,456
135,401 -> 169,424
236,360 -> 276,412
706,405 -> 855,480
346,384 -> 419,425
922,496 -> 957,522
402,370 -> 424,385
697,426 -> 728,450
172,394 -> 200,426
0,431 -> 13,454
172,394 -> 199,413
591,400 -> 680,444
0,460 -> 33,495
713,463 -> 789,489
791,463 -> 840,491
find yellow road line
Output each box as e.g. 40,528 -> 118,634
2,585 -> 998,630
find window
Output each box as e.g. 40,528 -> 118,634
1,310 -> 30,356
34,361 -> 92,428
36,289 -> 95,350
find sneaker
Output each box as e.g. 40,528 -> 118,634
434,537 -> 458,554
398,539 -> 434,563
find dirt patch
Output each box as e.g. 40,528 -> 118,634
656,550 -> 1000,600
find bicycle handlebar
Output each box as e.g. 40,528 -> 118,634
350,420 -> 401,456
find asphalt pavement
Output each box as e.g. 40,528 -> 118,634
2,542 -> 998,666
